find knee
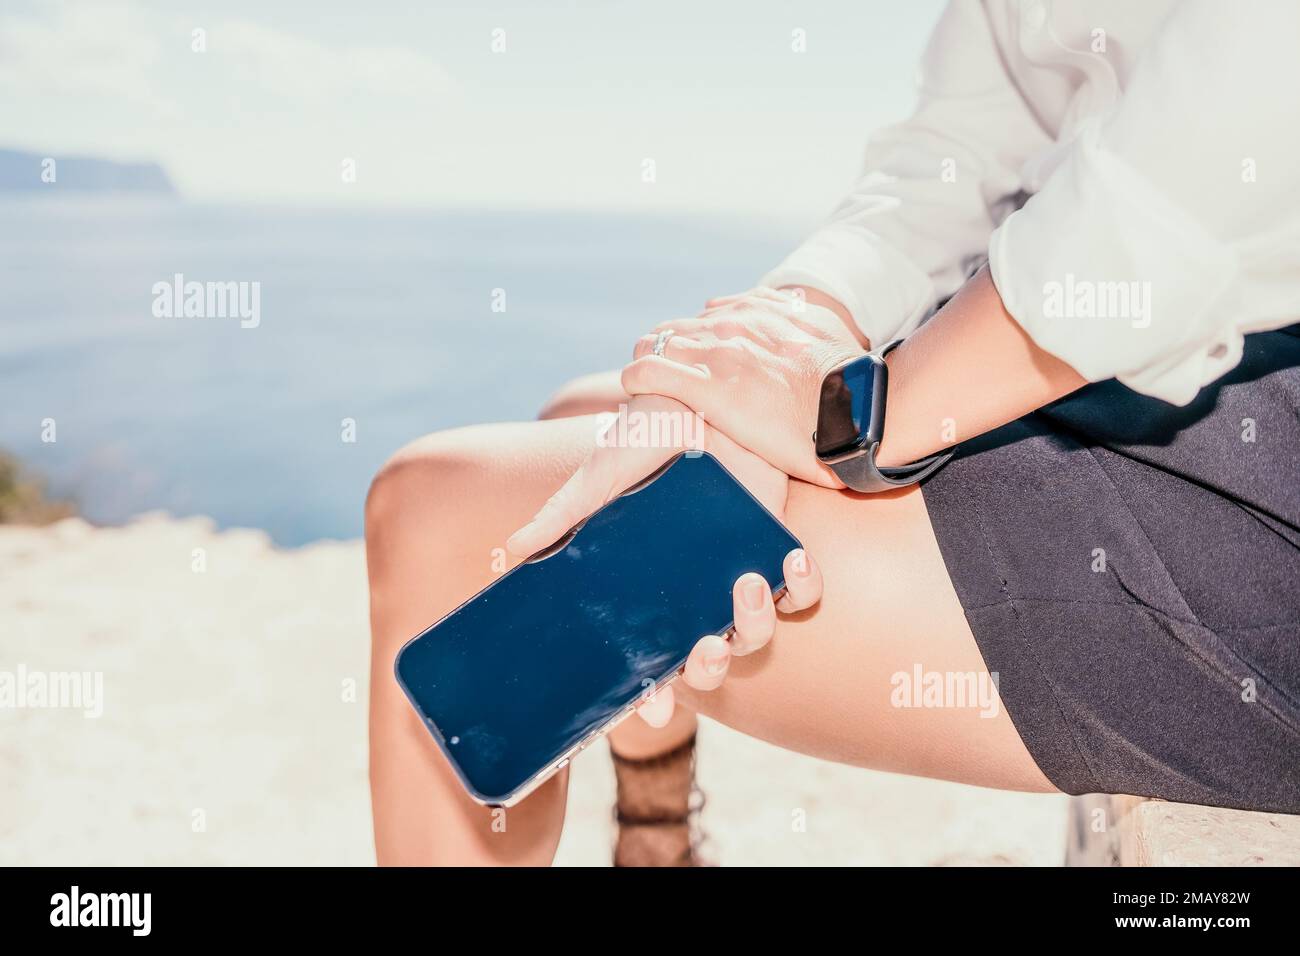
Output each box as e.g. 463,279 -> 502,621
364,431 -> 475,557
537,369 -> 625,420
365,442 -> 421,549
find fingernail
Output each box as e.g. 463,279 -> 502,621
743,578 -> 765,612
704,654 -> 728,675
792,549 -> 811,577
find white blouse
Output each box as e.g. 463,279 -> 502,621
762,0 -> 1300,405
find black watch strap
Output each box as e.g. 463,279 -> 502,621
829,444 -> 953,492
827,340 -> 955,493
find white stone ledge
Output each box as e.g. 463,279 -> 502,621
1068,794 -> 1300,866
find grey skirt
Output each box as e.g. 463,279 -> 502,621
921,325 -> 1300,814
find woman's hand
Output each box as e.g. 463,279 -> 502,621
624,288 -> 864,488
506,393 -> 823,727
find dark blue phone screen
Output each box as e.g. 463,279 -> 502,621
395,451 -> 800,803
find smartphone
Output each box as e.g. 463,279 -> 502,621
394,450 -> 802,807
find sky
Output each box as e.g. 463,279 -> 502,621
1,0 -> 945,220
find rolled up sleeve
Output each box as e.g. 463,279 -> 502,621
990,0 -> 1300,405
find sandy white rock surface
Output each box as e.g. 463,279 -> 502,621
0,516 -> 1068,866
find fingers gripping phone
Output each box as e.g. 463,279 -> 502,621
394,450 -> 802,807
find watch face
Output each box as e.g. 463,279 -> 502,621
815,355 -> 885,460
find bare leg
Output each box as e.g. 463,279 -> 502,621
366,416 -> 1052,865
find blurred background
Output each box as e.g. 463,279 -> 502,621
1,0 -> 944,543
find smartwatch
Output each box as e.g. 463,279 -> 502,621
813,339 -> 953,493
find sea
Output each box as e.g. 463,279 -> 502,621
0,198 -> 794,545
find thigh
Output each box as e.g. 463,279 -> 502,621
677,479 -> 1053,792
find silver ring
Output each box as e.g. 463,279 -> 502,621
652,328 -> 675,358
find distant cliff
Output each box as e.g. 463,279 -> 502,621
0,148 -> 177,195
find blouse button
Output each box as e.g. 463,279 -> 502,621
1208,343 -> 1228,360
